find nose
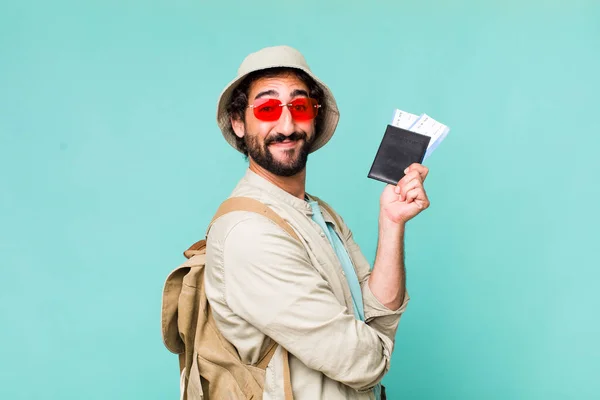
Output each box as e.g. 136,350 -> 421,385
275,104 -> 295,136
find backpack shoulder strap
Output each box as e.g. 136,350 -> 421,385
201,196 -> 296,399
206,196 -> 300,242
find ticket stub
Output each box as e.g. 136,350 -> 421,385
390,109 -> 450,160
391,109 -> 420,130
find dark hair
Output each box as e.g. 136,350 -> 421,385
225,67 -> 325,156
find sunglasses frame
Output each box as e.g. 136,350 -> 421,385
247,97 -> 321,121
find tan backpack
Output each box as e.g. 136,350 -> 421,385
161,197 -> 296,400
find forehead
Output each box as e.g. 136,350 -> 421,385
247,73 -> 309,100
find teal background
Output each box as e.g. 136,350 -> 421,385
1,0 -> 599,398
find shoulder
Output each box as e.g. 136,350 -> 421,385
206,209 -> 303,255
205,210 -> 311,293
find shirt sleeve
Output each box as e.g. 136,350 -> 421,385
205,212 -> 395,392
336,213 -> 410,346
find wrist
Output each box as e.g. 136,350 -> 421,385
379,211 -> 406,234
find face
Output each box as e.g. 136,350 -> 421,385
231,73 -> 317,177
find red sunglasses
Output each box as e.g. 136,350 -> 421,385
248,97 -> 321,122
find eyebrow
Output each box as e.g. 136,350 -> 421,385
290,89 -> 309,98
253,88 -> 310,100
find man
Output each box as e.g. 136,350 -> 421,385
204,45 -> 430,400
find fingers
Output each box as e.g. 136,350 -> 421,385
393,166 -> 430,205
404,163 -> 429,181
404,187 -> 429,208
394,170 -> 420,193
397,176 -> 421,201
394,164 -> 428,190
406,186 -> 429,203
394,169 -> 422,197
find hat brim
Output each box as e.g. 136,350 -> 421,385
216,64 -> 339,154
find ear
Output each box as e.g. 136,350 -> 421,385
230,116 -> 245,139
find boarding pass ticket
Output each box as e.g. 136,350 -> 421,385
391,109 -> 450,161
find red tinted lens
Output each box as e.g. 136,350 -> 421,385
252,98 -> 282,121
288,98 -> 318,120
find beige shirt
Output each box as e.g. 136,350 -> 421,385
204,169 -> 410,400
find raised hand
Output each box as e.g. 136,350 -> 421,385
379,163 -> 430,225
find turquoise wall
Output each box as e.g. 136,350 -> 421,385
1,1 -> 599,398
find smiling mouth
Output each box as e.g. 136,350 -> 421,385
270,138 -> 301,148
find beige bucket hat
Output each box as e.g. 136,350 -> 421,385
216,45 -> 340,154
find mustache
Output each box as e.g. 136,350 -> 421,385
264,132 -> 307,146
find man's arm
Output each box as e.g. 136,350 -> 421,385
368,163 -> 430,310
338,212 -> 409,349
368,216 -> 406,310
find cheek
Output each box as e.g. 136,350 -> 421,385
296,120 -> 316,135
245,115 -> 273,139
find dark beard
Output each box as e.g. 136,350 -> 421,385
244,131 -> 312,177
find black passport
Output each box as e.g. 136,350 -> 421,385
367,124 -> 431,185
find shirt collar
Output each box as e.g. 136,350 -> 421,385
240,168 -> 314,215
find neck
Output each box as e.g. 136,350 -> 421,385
248,160 -> 306,200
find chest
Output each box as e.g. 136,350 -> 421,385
293,214 -> 357,311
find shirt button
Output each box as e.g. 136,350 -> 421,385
320,231 -> 326,237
